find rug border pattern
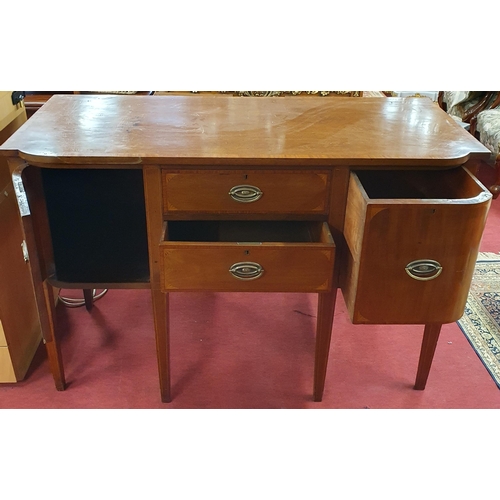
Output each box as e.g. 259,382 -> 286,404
457,253 -> 500,388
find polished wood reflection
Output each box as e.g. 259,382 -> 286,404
1,96 -> 490,167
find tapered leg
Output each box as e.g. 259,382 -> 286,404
143,166 -> 171,402
313,290 -> 337,402
414,323 -> 442,390
151,289 -> 171,403
490,159 -> 500,199
42,281 -> 66,390
83,289 -> 94,312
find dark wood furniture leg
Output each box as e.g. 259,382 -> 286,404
143,166 -> 171,402
414,323 -> 442,390
313,290 -> 337,401
42,280 -> 66,390
83,289 -> 94,312
152,289 -> 171,402
491,159 -> 500,199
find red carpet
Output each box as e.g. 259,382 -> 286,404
1,165 -> 499,409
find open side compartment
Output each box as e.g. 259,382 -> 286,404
41,168 -> 150,285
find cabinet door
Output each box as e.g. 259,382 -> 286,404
0,180 -> 41,381
342,167 -> 492,324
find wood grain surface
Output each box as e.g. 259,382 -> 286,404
0,95 -> 491,166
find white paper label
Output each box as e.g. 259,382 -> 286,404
11,172 -> 30,216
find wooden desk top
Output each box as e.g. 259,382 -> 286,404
0,95 -> 491,167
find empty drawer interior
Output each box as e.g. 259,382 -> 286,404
166,220 -> 331,243
354,167 -> 485,200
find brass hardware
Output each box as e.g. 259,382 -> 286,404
21,240 -> 29,262
229,185 -> 263,203
405,260 -> 442,281
229,262 -> 264,280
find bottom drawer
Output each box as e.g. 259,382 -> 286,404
160,221 -> 335,292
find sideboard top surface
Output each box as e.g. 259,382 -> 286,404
0,95 -> 491,167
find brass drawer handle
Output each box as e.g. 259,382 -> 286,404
229,185 -> 263,203
229,262 -> 264,280
405,260 -> 442,281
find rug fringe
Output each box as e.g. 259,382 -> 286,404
477,251 -> 500,260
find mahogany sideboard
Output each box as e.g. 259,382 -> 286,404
0,95 -> 492,403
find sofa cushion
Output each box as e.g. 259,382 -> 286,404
442,91 -> 471,110
477,109 -> 500,156
444,91 -> 485,120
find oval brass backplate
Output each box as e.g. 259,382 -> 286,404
228,185 -> 263,203
405,259 -> 443,281
229,262 -> 264,280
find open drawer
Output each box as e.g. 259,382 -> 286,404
160,221 -> 335,292
342,167 -> 492,324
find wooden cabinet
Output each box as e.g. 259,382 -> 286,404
0,95 -> 493,401
0,92 -> 41,383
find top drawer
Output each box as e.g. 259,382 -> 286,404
162,170 -> 330,215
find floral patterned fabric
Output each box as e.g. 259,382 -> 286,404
443,91 -> 486,119
477,109 -> 500,156
442,91 -> 471,110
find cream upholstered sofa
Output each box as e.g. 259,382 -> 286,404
441,91 -> 485,122
477,108 -> 500,197
438,91 -> 500,198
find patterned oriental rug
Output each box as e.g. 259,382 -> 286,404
457,252 -> 500,388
